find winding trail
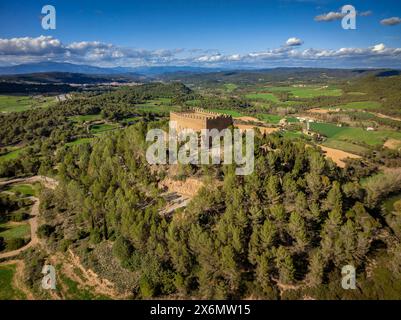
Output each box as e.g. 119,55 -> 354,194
0,176 -> 58,259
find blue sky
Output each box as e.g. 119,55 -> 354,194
0,0 -> 401,68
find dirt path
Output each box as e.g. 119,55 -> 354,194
0,175 -> 58,190
0,175 -> 58,259
372,112 -> 401,122
0,196 -> 39,259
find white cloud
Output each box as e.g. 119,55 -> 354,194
315,9 -> 372,22
0,36 -> 63,55
286,37 -> 304,47
359,11 -> 372,17
372,43 -> 385,53
314,11 -> 345,22
380,17 -> 401,26
0,36 -> 401,68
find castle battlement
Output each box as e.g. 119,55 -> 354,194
170,108 -> 233,132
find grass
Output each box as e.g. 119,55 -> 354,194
65,137 -> 94,147
286,116 -> 299,123
246,93 -> 280,102
309,123 -> 347,138
0,222 -> 30,241
383,194 -> 401,214
347,92 -> 367,96
0,95 -> 56,113
224,83 -> 238,92
282,131 -> 304,139
135,104 -> 180,113
267,85 -> 342,98
0,147 -> 25,162
0,264 -> 27,300
310,122 -> 401,147
210,109 -> 243,117
89,124 -> 118,134
5,184 -> 35,197
338,101 -> 381,110
256,114 -> 282,124
185,99 -> 201,106
59,274 -> 110,300
322,139 -> 369,155
70,114 -> 102,122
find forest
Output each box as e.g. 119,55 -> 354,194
1,77 -> 401,300
35,123 -> 401,299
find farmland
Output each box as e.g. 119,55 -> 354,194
0,95 -> 56,113
309,122 -> 401,147
245,92 -> 280,102
337,101 -> 381,110
266,85 -> 342,98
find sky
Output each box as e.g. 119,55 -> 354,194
0,0 -> 401,68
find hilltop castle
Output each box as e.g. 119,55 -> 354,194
170,108 -> 233,132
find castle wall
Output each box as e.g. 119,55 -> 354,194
206,116 -> 233,131
170,112 -> 207,131
170,110 -> 233,132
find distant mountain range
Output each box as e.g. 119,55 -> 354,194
0,61 -> 223,76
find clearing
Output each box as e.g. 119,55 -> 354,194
319,145 -> 360,168
0,95 -> 56,113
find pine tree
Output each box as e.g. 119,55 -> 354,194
288,212 -> 309,251
275,246 -> 295,284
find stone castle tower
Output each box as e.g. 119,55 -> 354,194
170,108 -> 233,132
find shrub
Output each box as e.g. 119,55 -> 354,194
0,236 -> 4,251
10,210 -> 29,222
37,224 -> 55,238
112,236 -> 133,267
6,237 -> 26,250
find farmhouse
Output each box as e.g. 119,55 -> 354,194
170,108 -> 233,132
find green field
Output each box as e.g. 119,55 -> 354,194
322,139 -> 369,155
0,95 -> 56,113
338,101 -> 381,110
0,147 -> 25,162
286,116 -> 300,123
89,124 -> 119,134
135,103 -> 180,113
310,122 -> 401,146
224,83 -> 238,92
210,109 -> 243,117
257,114 -> 282,124
0,222 -> 30,241
70,114 -> 102,122
0,264 -> 27,300
309,123 -> 346,138
5,184 -> 35,197
267,86 -> 342,98
65,137 -> 94,147
245,93 -> 280,102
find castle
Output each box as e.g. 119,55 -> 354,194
170,108 -> 233,132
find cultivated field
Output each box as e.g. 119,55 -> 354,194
0,95 -> 56,113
